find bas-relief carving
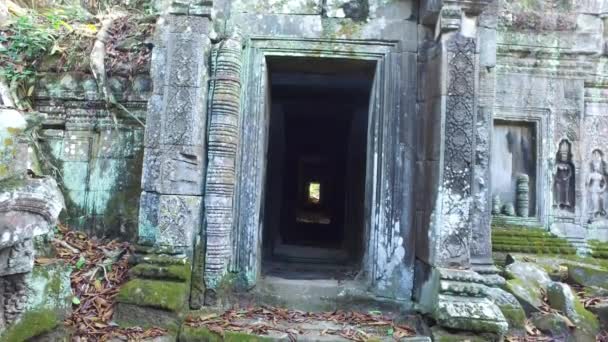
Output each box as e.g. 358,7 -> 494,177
438,33 -> 475,266
587,149 -> 608,222
553,139 -> 575,212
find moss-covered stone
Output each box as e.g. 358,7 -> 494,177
179,325 -> 278,342
529,312 -> 570,337
130,263 -> 191,282
505,278 -> 543,313
0,263 -> 74,340
1,309 -> 60,342
567,263 -> 608,289
116,279 -> 188,312
430,326 -> 498,342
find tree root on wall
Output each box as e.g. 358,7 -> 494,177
89,12 -> 145,128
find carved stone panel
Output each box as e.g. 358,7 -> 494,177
142,145 -> 205,196
166,34 -> 210,89
553,139 -> 575,213
156,195 -> 202,248
436,33 -> 476,267
161,86 -> 207,146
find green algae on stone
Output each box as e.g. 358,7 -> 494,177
567,263 -> 608,289
430,326 -> 499,342
505,278 -> 543,313
117,279 -> 188,312
0,309 -> 60,342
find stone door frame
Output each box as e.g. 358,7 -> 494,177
231,37 -> 408,295
493,106 -> 550,226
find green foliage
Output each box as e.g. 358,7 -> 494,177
0,7 -> 81,107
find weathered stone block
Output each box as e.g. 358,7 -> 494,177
156,195 -> 201,247
60,162 -> 89,191
97,129 -> 136,159
114,302 -> 180,330
129,263 -> 191,282
168,15 -> 211,34
232,0 -> 321,15
142,145 -> 205,195
160,87 -> 207,146
166,34 -> 210,88
546,281 -> 599,341
144,95 -> 164,148
61,132 -> 91,162
0,176 -> 64,250
138,191 -> 160,245
138,192 -> 201,248
0,240 -> 34,276
567,263 -> 608,289
116,279 -> 189,312
486,287 -> 526,330
0,263 -> 72,340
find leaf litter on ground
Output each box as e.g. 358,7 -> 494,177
36,223 -> 167,341
185,305 -> 417,341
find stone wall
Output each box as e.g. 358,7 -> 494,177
493,0 -> 608,246
32,71 -> 150,241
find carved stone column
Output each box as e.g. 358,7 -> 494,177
469,0 -> 504,286
415,1 -> 508,335
138,1 -> 213,252
201,33 -> 243,304
118,0 -> 214,324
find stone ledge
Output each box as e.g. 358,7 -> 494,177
435,294 -> 508,334
114,302 -> 182,330
116,279 -> 189,312
130,263 -> 191,282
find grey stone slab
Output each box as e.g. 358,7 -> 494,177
165,33 -> 210,88
61,161 -> 89,191
139,192 -> 202,249
229,13 -> 324,37
160,86 -> 207,146
479,27 -> 496,68
150,48 -> 167,95
60,132 -> 91,161
232,0 -> 321,15
141,145 -> 205,195
160,145 -> 205,195
168,15 -> 211,34
155,194 -> 202,248
138,191 -> 160,245
0,240 -> 34,276
144,94 -> 164,148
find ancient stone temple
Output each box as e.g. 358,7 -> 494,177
126,0 -> 510,333
4,0 -> 608,339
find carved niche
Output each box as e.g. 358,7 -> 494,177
587,149 -> 608,222
553,139 -> 575,212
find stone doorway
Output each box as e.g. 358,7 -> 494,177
261,57 -> 375,279
232,38 -> 413,301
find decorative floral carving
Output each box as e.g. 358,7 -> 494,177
438,34 -> 476,266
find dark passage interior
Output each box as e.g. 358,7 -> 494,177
262,57 -> 375,278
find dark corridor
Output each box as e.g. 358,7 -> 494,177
262,57 -> 375,275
